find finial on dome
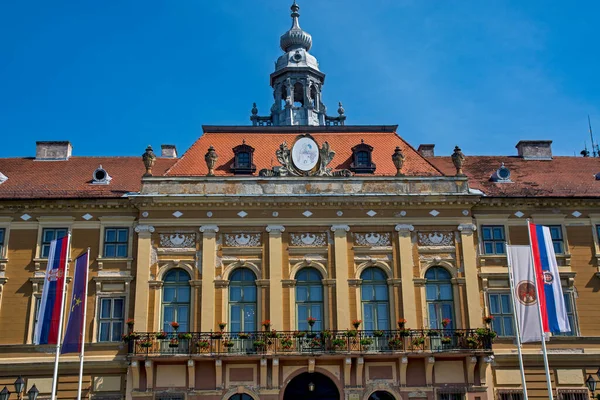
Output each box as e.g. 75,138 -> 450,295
280,1 -> 312,52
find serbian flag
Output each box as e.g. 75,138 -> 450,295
528,222 -> 571,334
34,236 -> 69,345
61,252 -> 89,354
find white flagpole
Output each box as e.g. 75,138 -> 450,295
76,248 -> 90,400
506,243 -> 529,400
51,232 -> 71,400
526,221 -> 554,400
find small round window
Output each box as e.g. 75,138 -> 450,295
94,169 -> 107,181
92,165 -> 111,184
495,163 -> 511,181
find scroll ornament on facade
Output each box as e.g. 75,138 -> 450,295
353,232 -> 391,247
417,232 -> 454,247
224,233 -> 262,247
159,233 -> 196,248
290,232 -> 327,247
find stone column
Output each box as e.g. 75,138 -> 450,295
458,223 -> 482,328
187,360 -> 195,390
272,358 -> 280,389
331,225 -> 351,330
133,224 -> 154,331
200,225 -> 219,332
395,224 -> 416,328
145,360 -> 153,390
266,225 -> 285,330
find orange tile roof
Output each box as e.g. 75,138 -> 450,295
428,156 -> 600,197
0,157 -> 176,199
166,126 -> 444,177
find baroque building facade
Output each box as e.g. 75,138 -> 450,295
0,3 -> 599,400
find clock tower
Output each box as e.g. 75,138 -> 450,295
250,2 -> 346,127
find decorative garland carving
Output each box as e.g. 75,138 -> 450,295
353,232 -> 391,247
224,233 -> 261,247
417,232 -> 454,247
159,233 -> 196,248
290,232 -> 327,247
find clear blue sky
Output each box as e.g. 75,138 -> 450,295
1,0 -> 598,158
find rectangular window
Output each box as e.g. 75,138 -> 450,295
0,228 -> 5,256
497,391 -> 524,400
438,393 -> 464,400
558,390 -> 588,400
481,225 -> 506,255
103,228 -> 129,258
41,228 -> 68,258
549,225 -> 564,254
488,293 -> 515,336
554,292 -> 577,336
98,297 -> 125,342
31,297 -> 41,342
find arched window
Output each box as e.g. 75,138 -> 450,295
229,268 -> 257,333
228,395 -> 253,400
425,267 -> 454,329
293,82 -> 304,107
296,268 -> 324,331
231,142 -> 256,175
162,269 -> 191,332
360,268 -> 389,330
350,141 -> 376,173
368,391 -> 396,400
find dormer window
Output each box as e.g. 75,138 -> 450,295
350,141 -> 376,173
231,142 -> 256,175
0,172 -> 7,184
92,165 -> 112,184
490,163 -> 511,183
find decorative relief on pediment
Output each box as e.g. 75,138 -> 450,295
290,232 -> 328,247
353,232 -> 391,247
224,233 -> 262,247
417,232 -> 454,247
159,233 -> 196,248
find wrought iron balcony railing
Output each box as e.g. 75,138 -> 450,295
124,328 -> 494,356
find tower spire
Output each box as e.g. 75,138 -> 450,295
250,2 -> 347,127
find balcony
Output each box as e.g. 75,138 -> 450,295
125,329 -> 494,356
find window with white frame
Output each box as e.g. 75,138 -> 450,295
548,225 -> 564,254
41,228 -> 68,258
31,296 -> 41,342
488,292 -> 515,337
481,225 -> 506,255
103,227 -> 129,258
497,390 -> 524,400
98,297 -> 125,342
0,228 -> 5,256
554,291 -> 577,336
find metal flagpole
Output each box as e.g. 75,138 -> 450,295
51,233 -> 72,400
76,248 -> 91,400
506,243 -> 529,400
526,221 -> 554,400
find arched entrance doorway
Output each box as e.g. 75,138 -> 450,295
368,391 -> 396,400
284,372 -> 339,400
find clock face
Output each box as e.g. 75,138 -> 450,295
292,137 -> 319,171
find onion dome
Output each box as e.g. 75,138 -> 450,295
280,1 -> 312,52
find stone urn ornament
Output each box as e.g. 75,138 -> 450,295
205,146 -> 218,176
451,145 -> 466,176
392,146 -> 405,176
142,145 -> 156,177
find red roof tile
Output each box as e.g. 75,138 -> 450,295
0,157 -> 176,199
166,126 -> 443,177
428,156 -> 600,197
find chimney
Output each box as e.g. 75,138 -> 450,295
161,144 -> 177,158
35,141 -> 72,161
516,140 -> 552,160
417,144 -> 435,157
